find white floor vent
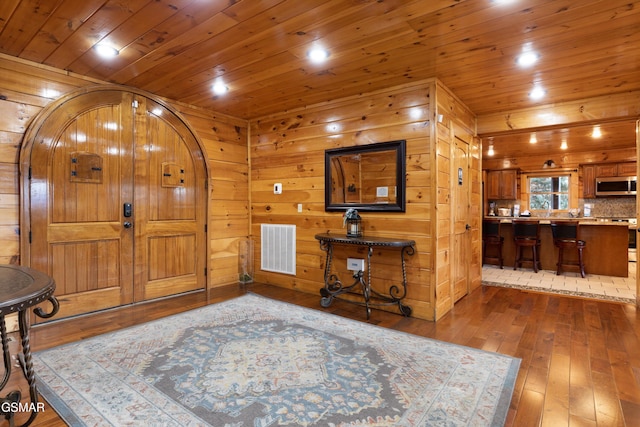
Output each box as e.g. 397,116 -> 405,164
261,224 -> 296,275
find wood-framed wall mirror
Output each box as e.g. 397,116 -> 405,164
325,140 -> 406,212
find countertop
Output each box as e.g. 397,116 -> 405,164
485,216 -> 635,228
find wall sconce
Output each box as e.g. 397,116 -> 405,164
542,159 -> 557,168
487,144 -> 495,156
529,133 -> 537,144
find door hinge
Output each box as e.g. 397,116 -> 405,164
28,166 -> 32,180
204,224 -> 207,233
29,230 -> 32,244
204,267 -> 207,276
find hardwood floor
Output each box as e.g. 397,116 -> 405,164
4,283 -> 640,426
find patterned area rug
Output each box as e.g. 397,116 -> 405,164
34,294 -> 520,426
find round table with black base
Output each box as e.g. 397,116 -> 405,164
0,265 -> 58,427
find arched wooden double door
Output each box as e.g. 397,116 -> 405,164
20,87 -> 208,321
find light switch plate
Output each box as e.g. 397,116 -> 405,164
274,183 -> 282,194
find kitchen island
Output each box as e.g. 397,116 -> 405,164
485,217 -> 629,277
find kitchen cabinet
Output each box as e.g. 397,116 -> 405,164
617,162 -> 637,176
486,169 -> 517,200
582,165 -> 596,198
593,162 -> 636,177
582,162 -> 636,198
595,164 -> 618,177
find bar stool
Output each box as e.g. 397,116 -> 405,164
512,219 -> 541,273
550,221 -> 586,278
482,219 -> 504,268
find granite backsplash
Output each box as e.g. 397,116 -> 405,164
581,197 -> 636,218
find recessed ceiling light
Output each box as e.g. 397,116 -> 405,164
93,42 -> 119,58
529,85 -> 546,100
307,47 -> 329,63
212,81 -> 228,95
517,51 -> 539,67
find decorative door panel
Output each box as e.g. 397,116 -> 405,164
22,88 -> 207,321
132,97 -> 206,302
28,91 -> 135,320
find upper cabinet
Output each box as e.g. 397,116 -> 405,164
593,162 -> 636,177
594,164 -> 618,177
486,169 -> 518,200
616,162 -> 637,177
582,162 -> 636,198
582,165 -> 596,198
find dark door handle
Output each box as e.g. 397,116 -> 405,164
466,224 -> 471,230
123,221 -> 132,229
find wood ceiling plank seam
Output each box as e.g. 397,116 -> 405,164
410,0 -> 629,47
125,0 -> 335,92
428,27 -> 640,88
120,0 -> 636,118
99,0 -> 241,83
67,0 -> 200,77
0,0 -> 63,56
19,0 -> 105,63
42,0 -> 152,70
146,0 -> 444,97
110,13 -> 238,84
179,11 -> 640,116
408,5 -> 640,71
174,21 -> 418,103
448,52 -> 640,97
453,67 -> 640,113
130,0 -> 396,95
221,76 -> 434,122
178,24 -> 443,105
0,0 -> 21,41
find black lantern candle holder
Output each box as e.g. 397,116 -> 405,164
344,209 -> 362,238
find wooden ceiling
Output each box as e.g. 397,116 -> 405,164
0,0 -> 638,156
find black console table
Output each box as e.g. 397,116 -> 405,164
0,265 -> 59,427
315,233 -> 415,319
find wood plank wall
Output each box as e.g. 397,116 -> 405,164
250,79 -> 481,321
434,81 -> 482,319
0,52 -> 483,321
0,54 -> 249,287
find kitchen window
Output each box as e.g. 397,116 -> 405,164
528,175 -> 570,212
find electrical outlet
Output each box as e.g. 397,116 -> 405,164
347,258 -> 365,271
297,203 -> 302,213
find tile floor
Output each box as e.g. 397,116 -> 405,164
482,262 -> 637,304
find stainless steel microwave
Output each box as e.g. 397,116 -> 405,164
595,176 -> 637,196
